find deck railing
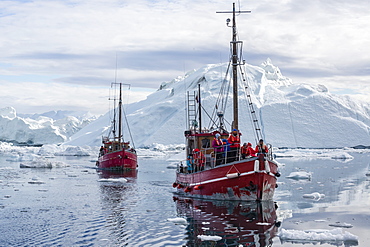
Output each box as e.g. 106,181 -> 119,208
178,146 -> 266,174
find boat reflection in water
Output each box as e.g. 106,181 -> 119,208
174,197 -> 280,246
97,169 -> 138,245
98,168 -> 138,180
97,168 -> 137,205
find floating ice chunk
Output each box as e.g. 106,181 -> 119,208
197,235 -> 222,241
55,146 -> 90,156
166,162 -> 178,169
286,171 -> 311,180
330,152 -> 354,160
67,173 -> 79,177
303,192 -> 325,200
329,222 -> 353,228
20,156 -> 68,168
314,219 -> 327,222
136,147 -> 167,157
276,209 -> 293,222
279,228 -> 358,244
0,167 -> 14,170
98,178 -> 128,183
167,217 -> 187,224
28,177 -> 45,184
256,222 -> 271,226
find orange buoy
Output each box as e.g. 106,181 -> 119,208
184,186 -> 192,192
194,185 -> 202,190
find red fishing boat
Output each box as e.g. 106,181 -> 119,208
173,3 -> 279,201
97,82 -> 138,170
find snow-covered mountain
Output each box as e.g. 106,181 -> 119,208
0,107 -> 96,145
18,110 -> 96,121
65,59 -> 370,149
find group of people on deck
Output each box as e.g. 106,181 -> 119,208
212,129 -> 268,166
185,129 -> 269,173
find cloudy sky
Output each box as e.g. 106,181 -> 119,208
0,0 -> 369,115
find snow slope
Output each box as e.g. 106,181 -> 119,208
65,59 -> 370,148
0,107 -> 95,145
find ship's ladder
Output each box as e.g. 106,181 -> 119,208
187,91 -> 198,130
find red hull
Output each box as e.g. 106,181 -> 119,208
174,154 -> 278,201
97,149 -> 137,170
174,197 -> 279,246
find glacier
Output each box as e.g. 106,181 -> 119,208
65,59 -> 370,149
1,59 -> 370,149
0,107 -> 96,145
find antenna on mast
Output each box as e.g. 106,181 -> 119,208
217,3 -> 250,131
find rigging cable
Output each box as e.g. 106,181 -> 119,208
207,62 -> 232,131
240,64 -> 263,144
122,106 -> 135,148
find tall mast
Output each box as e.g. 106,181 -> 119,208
118,82 -> 122,142
217,3 -> 250,130
231,3 -> 238,130
198,83 -> 202,133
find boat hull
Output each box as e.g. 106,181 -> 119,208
174,154 -> 278,201
97,149 -> 137,170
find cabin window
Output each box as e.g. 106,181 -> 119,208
202,138 -> 210,148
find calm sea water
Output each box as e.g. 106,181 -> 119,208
0,150 -> 369,246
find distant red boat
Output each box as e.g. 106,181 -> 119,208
173,4 -> 279,201
97,82 -> 138,170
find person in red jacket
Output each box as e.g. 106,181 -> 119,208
228,129 -> 240,162
240,143 -> 248,159
241,142 -> 257,159
255,139 -> 268,155
193,148 -> 205,171
247,142 -> 257,157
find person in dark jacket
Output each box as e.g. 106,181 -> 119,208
255,139 -> 268,155
212,133 -> 224,166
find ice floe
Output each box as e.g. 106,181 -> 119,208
55,146 -> 90,156
167,217 -> 187,225
279,228 -> 358,245
166,162 -> 178,169
98,178 -> 128,183
329,222 -> 353,228
28,176 -> 45,184
256,222 -> 272,226
197,235 -> 222,241
286,171 -> 312,180
20,156 -> 69,168
303,192 -> 325,201
275,148 -> 355,160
